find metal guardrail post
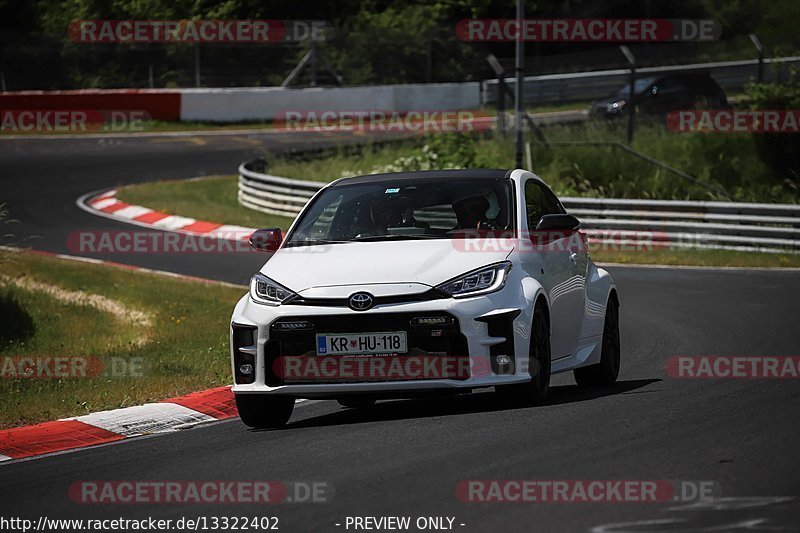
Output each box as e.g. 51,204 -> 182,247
514,0 -> 525,169
749,34 -> 766,83
619,46 -> 636,145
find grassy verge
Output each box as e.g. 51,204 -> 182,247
0,120 -> 279,136
0,250 -> 245,429
266,141 -> 424,183
591,247 -> 800,268
262,122 -> 797,203
116,175 -> 294,230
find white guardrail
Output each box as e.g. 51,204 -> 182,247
239,161 -> 800,254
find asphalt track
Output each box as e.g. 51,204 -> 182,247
1,132 -> 799,532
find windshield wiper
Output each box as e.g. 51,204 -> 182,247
350,234 -> 444,242
284,238 -> 348,247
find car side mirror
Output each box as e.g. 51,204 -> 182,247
249,228 -> 283,252
535,214 -> 580,232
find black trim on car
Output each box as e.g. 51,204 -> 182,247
264,312 -> 469,385
284,289 -> 448,308
475,310 -> 521,376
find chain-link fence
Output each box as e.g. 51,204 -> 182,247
1,23 -> 784,92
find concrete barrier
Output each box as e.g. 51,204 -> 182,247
179,83 -> 481,122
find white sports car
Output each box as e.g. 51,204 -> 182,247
230,169 -> 620,428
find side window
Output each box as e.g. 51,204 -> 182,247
525,181 -> 562,229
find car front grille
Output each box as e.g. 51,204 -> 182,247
264,312 -> 469,385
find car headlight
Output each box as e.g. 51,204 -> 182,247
249,273 -> 297,305
436,262 -> 512,298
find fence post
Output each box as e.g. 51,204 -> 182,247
194,45 -> 201,87
310,41 -> 318,87
514,0 -> 525,168
619,45 -> 637,145
498,78 -> 506,135
425,27 -> 433,83
749,34 -> 765,83
486,54 -> 507,136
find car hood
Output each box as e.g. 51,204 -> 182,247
261,239 -> 512,295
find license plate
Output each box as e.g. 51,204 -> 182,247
316,332 -> 407,356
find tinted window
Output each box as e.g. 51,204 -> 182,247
286,178 -> 515,246
616,77 -> 657,97
525,180 -> 562,229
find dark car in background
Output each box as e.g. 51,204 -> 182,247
591,72 -> 728,118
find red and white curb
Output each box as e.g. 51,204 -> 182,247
0,247 -> 256,463
0,386 -> 237,462
79,189 -> 257,241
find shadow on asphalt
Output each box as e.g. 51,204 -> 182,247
279,378 -> 661,430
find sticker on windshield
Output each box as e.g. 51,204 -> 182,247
385,188 -> 400,193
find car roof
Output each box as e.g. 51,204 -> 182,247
652,71 -> 717,83
332,168 -> 513,186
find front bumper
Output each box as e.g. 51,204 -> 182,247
230,288 -> 533,398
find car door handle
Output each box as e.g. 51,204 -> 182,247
569,252 -> 578,264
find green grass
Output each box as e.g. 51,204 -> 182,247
450,121 -> 797,203
591,246 -> 800,268
117,175 -> 294,230
0,119 -> 280,136
261,120 -> 798,203
0,250 -> 246,429
266,141 -> 429,183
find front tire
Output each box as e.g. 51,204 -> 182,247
496,305 -> 551,405
574,294 -> 620,387
235,394 -> 294,429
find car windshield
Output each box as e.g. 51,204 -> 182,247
284,177 -> 515,247
614,77 -> 658,98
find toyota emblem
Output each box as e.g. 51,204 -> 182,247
348,292 -> 374,311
